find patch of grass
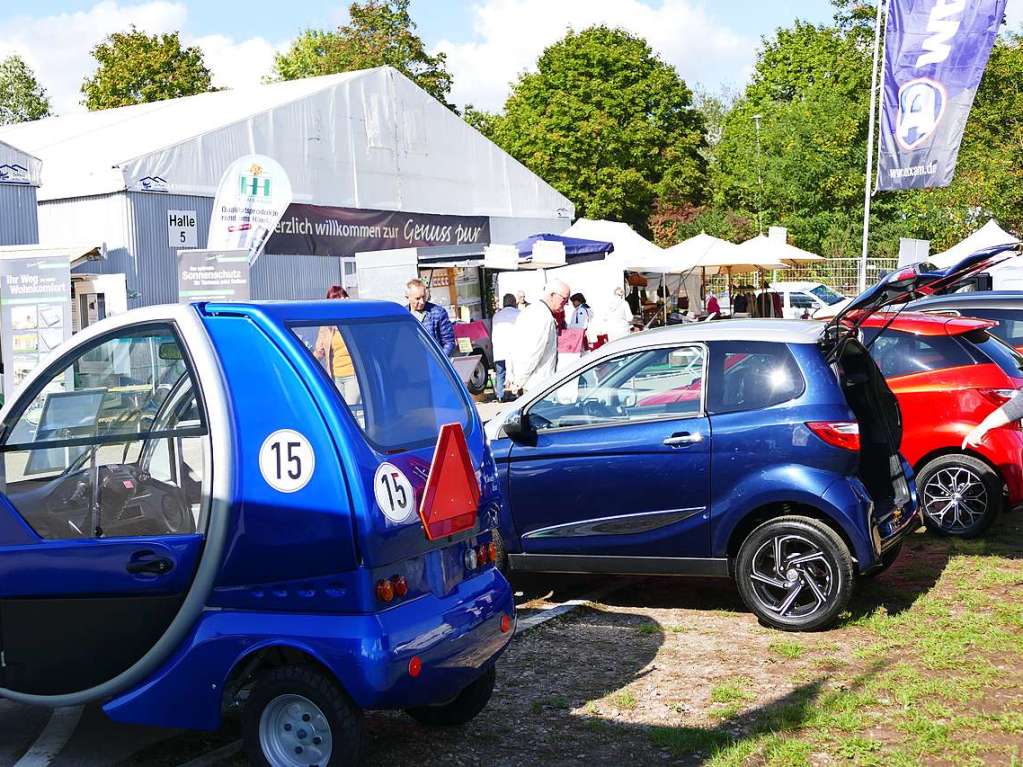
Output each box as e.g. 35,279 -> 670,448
710,676 -> 756,706
610,689 -> 637,711
769,639 -> 804,659
649,725 -> 733,756
668,623 -> 688,633
637,622 -> 661,635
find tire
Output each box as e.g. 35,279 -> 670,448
917,454 -> 1003,538
734,516 -> 855,632
243,664 -> 365,767
466,352 -> 490,395
862,541 -> 902,578
406,665 -> 496,727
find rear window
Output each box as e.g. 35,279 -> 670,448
707,341 -> 805,414
962,308 -> 1023,348
861,329 -> 974,378
962,329 -> 1023,378
290,318 -> 471,452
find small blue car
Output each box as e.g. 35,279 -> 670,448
0,300 -> 513,766
486,248 -> 1014,631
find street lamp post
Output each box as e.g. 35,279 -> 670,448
752,113 -> 765,236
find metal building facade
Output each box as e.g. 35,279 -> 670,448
41,191 -> 340,308
0,184 -> 39,246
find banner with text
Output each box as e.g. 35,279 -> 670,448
267,203 -> 490,257
208,155 -> 293,264
0,254 -> 71,400
177,249 -> 250,303
878,0 -> 1006,190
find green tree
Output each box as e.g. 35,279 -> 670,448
0,55 -> 51,124
272,0 -> 453,107
81,27 -> 213,111
483,26 -> 706,232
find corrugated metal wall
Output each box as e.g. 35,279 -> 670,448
0,184 -> 40,245
41,191 -> 341,308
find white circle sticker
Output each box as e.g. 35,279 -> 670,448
374,463 -> 417,523
259,429 -> 315,493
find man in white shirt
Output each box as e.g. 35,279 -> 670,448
490,293 -> 520,401
508,279 -> 570,396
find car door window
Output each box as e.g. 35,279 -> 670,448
708,341 -> 805,414
526,346 -> 705,431
0,326 -> 209,540
789,293 -> 815,309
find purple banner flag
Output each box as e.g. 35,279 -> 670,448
877,0 -> 1006,190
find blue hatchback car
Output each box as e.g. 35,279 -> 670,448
0,300 -> 513,766
487,247 -> 1019,631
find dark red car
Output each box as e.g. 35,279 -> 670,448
858,312 -> 1023,537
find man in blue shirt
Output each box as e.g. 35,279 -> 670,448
405,278 -> 455,355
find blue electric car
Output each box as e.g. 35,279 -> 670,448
0,300 -> 513,766
486,246 -> 1018,631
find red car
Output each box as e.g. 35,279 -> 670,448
858,312 -> 1023,537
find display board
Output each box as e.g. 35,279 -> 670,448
0,253 -> 72,400
177,249 -> 250,303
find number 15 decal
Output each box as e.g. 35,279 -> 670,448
259,429 -> 316,493
374,462 -> 416,523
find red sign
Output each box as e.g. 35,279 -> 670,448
418,423 -> 480,541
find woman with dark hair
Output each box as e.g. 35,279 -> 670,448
568,293 -> 592,330
314,285 -> 360,407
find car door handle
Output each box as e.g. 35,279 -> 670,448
663,432 -> 702,447
126,551 -> 174,576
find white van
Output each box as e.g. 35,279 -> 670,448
770,281 -> 846,318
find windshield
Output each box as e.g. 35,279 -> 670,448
290,317 -> 472,452
810,284 -> 844,305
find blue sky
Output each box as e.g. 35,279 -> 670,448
0,1 -> 844,114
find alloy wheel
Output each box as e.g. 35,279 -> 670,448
747,533 -> 836,620
922,466 -> 988,534
259,693 -> 333,767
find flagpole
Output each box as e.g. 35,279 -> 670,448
859,0 -> 885,293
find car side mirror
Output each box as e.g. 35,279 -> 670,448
502,408 -> 535,445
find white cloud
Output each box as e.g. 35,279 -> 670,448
0,1 -> 289,116
434,0 -> 756,112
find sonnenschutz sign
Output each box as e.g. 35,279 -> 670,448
877,0 -> 1006,190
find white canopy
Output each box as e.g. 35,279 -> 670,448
563,218 -> 663,270
0,139 -> 41,186
739,234 -> 823,265
661,232 -> 787,274
929,219 -> 1019,269
0,67 -> 572,220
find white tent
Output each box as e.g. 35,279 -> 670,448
739,234 -> 823,265
0,67 -> 571,220
929,219 -> 1019,269
563,217 -> 663,270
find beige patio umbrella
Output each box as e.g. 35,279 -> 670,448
738,234 -> 824,265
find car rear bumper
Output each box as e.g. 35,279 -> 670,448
103,569 -> 515,730
976,429 -> 1023,506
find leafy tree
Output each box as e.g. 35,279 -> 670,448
0,55 -> 51,124
483,26 -> 706,232
272,0 -> 453,107
81,27 -> 213,110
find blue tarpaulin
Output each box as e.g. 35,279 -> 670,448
515,233 -> 614,264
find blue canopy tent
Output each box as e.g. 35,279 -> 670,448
515,233 -> 614,266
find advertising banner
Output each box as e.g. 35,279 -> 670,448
177,249 -> 250,303
268,203 -> 490,257
878,0 -> 1007,190
0,254 -> 71,400
208,155 -> 293,264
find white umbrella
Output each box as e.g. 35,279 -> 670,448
563,218 -> 665,271
739,234 -> 823,265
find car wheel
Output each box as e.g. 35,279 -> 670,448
243,664 -> 364,767
466,358 -> 489,395
735,516 -> 854,632
918,454 -> 1003,538
862,541 -> 902,578
406,665 -> 496,727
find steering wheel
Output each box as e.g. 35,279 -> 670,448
581,397 -> 619,419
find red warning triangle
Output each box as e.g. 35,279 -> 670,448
418,422 -> 481,541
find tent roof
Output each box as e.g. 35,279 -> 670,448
0,67 -> 573,220
739,234 -> 823,264
930,220 -> 1019,269
0,139 -> 41,187
563,218 -> 662,269
515,233 -> 613,264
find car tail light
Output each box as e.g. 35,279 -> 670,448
477,544 -> 488,566
500,614 -> 512,633
487,541 -> 498,563
375,578 -> 394,603
408,656 -> 422,678
391,575 -> 408,598
806,421 -> 860,451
